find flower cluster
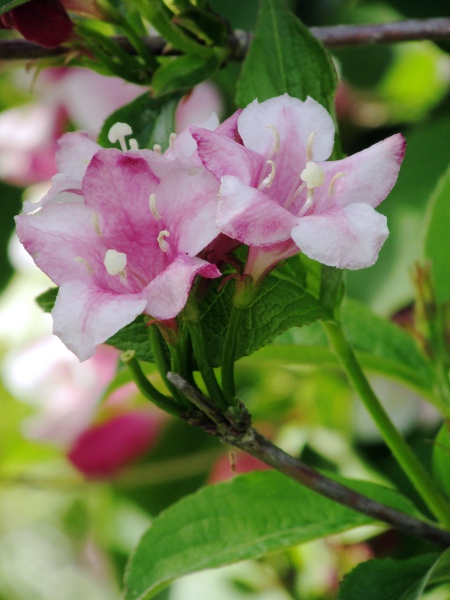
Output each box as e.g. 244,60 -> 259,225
16,94 -> 405,361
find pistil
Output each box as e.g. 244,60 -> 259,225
104,249 -> 127,276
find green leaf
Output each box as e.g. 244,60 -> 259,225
152,53 -> 222,95
400,549 -> 450,599
174,7 -> 229,46
423,160 -> 450,304
0,181 -> 22,294
338,553 -> 439,600
236,0 -> 337,113
0,0 -> 31,15
433,421 -> 450,500
97,91 -> 183,151
106,317 -> 154,363
247,298 -> 437,406
128,0 -> 212,57
123,470 -> 380,600
201,254 -> 343,367
35,287 -> 58,313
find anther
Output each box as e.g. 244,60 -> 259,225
149,193 -> 162,220
328,171 -> 345,195
129,138 -> 139,150
104,249 -> 127,276
266,124 -> 280,154
75,256 -> 94,273
306,131 -> 316,162
259,160 -> 276,190
153,144 -> 162,155
108,122 -> 133,152
157,230 -> 170,253
169,133 -> 177,149
300,161 -> 324,189
92,213 -> 102,237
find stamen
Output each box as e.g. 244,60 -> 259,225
300,161 -> 325,189
104,249 -> 127,276
92,213 -> 102,237
306,131 -> 316,162
284,181 -> 306,210
266,124 -> 280,154
108,122 -> 133,152
169,133 -> 177,149
75,256 -> 94,273
328,171 -> 345,195
153,144 -> 162,155
259,160 -> 276,190
149,193 -> 162,220
298,193 -> 314,217
129,138 -> 139,150
157,230 -> 170,253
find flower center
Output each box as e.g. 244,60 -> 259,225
108,122 -> 139,152
104,249 -> 127,276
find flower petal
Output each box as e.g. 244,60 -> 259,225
291,203 -> 389,269
142,254 -> 220,320
218,176 -> 298,246
191,126 -> 264,185
52,280 -> 147,361
314,134 -> 406,211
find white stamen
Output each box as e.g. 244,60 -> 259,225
301,161 -> 325,189
329,171 -> 345,195
129,138 -> 139,150
259,160 -> 276,190
149,193 -> 161,220
284,181 -> 306,210
306,131 -> 316,162
157,230 -> 170,253
108,122 -> 133,152
104,249 -> 127,276
266,124 -> 280,153
169,133 -> 177,149
298,192 -> 314,217
92,213 -> 102,237
75,256 -> 94,273
153,144 -> 162,155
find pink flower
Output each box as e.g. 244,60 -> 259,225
68,410 -> 162,478
192,94 -> 405,281
16,145 -> 221,361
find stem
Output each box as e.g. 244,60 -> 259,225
221,306 -> 243,401
148,324 -> 186,405
121,350 -> 180,415
167,372 -> 450,548
322,319 -> 450,529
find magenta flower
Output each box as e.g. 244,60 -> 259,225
192,94 -> 405,281
16,147 -> 221,361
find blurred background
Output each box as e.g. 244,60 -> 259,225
0,0 -> 450,598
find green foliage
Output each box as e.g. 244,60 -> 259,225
123,470 -> 384,600
423,160 -> 450,304
152,53 -> 222,94
338,553 -> 439,600
0,0 -> 31,14
236,0 -> 337,114
432,422 -> 450,499
245,298 -> 436,405
97,91 -> 183,151
0,181 -> 22,294
200,254 -> 343,367
35,287 -> 58,313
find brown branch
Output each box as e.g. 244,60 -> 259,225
167,372 -> 450,549
1,18 -> 450,61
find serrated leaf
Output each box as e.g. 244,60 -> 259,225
247,298 -> 436,405
0,0 -> 31,15
200,254 -> 343,367
433,421 -> 450,500
152,53 -> 222,95
423,160 -> 450,304
338,553 -> 439,600
123,470 -> 380,600
98,91 -> 183,151
236,0 -> 337,114
106,317 -> 154,363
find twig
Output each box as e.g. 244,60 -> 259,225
167,372 -> 450,548
1,18 -> 450,60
